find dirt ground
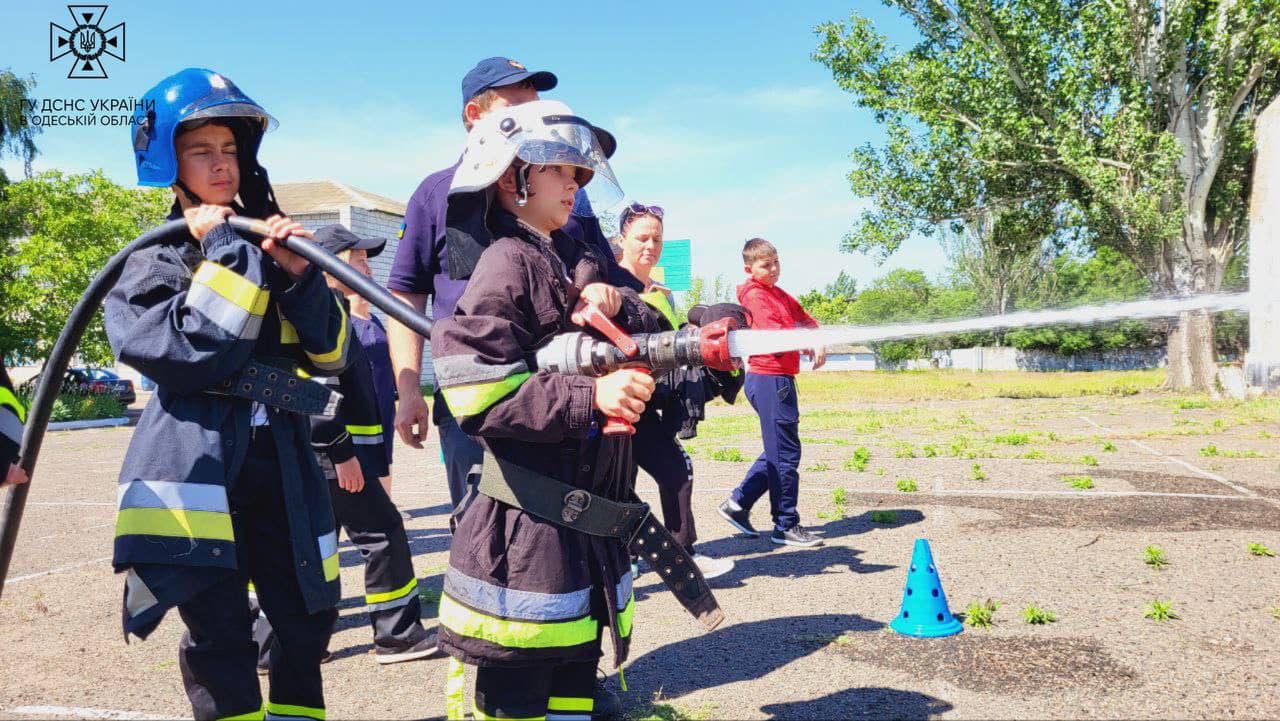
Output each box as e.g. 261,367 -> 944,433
1,383 -> 1278,720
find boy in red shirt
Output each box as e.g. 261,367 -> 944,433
718,238 -> 827,547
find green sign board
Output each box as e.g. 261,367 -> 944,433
652,239 -> 692,291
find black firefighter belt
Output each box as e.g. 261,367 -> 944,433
478,453 -> 725,631
206,358 -> 341,416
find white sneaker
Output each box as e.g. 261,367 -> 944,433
692,554 -> 734,580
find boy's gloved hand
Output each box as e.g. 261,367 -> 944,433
335,456 -> 365,494
593,369 -> 654,424
574,283 -> 622,321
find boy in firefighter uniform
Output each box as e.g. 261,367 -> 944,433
1,361 -> 29,489
431,100 -> 722,721
106,68 -> 350,721
254,224 -> 439,666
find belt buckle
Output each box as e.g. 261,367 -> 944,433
561,489 -> 591,524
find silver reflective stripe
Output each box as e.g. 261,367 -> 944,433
317,530 -> 338,559
616,571 -> 633,610
433,355 -> 529,386
124,569 -> 158,618
117,480 -> 230,513
367,591 -> 417,613
352,435 -> 384,445
444,567 -> 590,622
185,283 -> 262,340
0,411 -> 21,446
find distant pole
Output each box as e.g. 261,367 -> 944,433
1247,98 -> 1280,393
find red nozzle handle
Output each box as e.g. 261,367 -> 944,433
574,302 -> 638,358
602,368 -> 650,435
698,317 -> 739,371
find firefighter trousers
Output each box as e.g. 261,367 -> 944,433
178,431 -> 336,721
453,657 -> 597,721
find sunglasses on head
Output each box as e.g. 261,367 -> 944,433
620,203 -> 664,227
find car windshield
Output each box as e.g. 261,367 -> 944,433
83,369 -> 118,380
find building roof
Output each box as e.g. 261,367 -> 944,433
274,179 -> 407,217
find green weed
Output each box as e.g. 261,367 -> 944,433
970,463 -> 988,481
844,446 -> 872,472
875,467 -> 887,476
963,599 -> 999,628
1065,475 -> 1094,490
1021,449 -> 1046,460
921,444 -> 939,457
709,448 -> 746,462
894,441 -> 917,459
895,478 -> 918,493
992,432 -> 1030,445
1144,599 -> 1178,622
807,462 -> 831,472
1176,398 -> 1210,409
1080,455 -> 1099,467
870,509 -> 898,524
1200,444 -> 1220,457
1022,604 -> 1058,625
1102,440 -> 1117,452
1143,545 -> 1169,568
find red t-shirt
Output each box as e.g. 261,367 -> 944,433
736,278 -> 819,376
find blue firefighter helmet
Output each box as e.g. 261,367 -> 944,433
131,68 -> 277,187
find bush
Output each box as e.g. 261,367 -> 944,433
47,391 -> 125,422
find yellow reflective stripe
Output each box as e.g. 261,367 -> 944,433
306,296 -> 348,365
548,697 -> 593,713
472,705 -> 542,721
322,552 -> 339,582
264,702 -> 324,720
0,387 -> 27,423
115,507 -> 233,542
280,317 -> 300,344
640,290 -> 679,329
218,704 -> 265,721
366,577 -> 418,605
440,371 -> 531,417
193,261 -> 268,315
346,423 -> 383,436
439,593 -> 597,649
445,658 -> 467,720
618,595 -> 634,638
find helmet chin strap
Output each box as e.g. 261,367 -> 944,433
174,178 -> 204,207
514,164 -> 534,207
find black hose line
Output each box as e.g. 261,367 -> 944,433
0,217 -> 432,599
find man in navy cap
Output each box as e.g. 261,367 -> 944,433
386,58 -> 623,507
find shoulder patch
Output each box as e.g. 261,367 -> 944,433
397,222 -> 406,240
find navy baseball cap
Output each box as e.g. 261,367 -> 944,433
461,57 -> 557,104
313,224 -> 386,259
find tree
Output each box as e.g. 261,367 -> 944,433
941,203 -> 1054,320
0,69 -> 40,185
1,171 -> 171,366
815,0 -> 1280,390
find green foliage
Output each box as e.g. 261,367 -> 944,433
1143,545 -> 1169,569
0,70 -> 40,184
47,391 -> 124,422
895,477 -> 918,492
1022,604 -> 1058,625
1101,440 -> 1117,452
870,509 -> 898,524
992,432 -> 1029,445
1,171 -> 171,364
806,462 -> 831,472
963,599 -> 999,628
1080,455 -> 1099,467
818,486 -> 850,520
1200,444 -> 1220,457
1144,599 -> 1178,623
708,448 -> 745,462
1248,543 -> 1276,558
1065,475 -> 1094,490
921,444 -> 939,457
845,446 -> 872,472
970,463 -> 987,481
676,274 -> 735,325
893,441 -> 917,458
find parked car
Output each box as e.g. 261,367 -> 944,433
20,367 -> 136,405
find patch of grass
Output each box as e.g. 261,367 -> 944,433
962,599 -> 999,628
1176,398 -> 1211,409
1102,440 -> 1117,452
1021,449 -> 1046,460
708,448 -> 745,462
800,435 -> 852,446
970,463 -> 988,481
844,446 -> 872,472
818,486 -> 850,520
795,369 -> 1163,404
1079,454 -> 1099,467
1046,431 -> 1059,441
921,444 -> 940,457
1272,607 -> 1280,620
1200,444 -> 1220,457
1221,449 -> 1264,458
895,478 -> 918,493
1022,604 -> 1059,625
1248,542 -> 1276,557
992,432 -> 1031,445
870,509 -> 898,524
1065,475 -> 1094,490
875,467 -> 887,476
631,694 -> 718,721
806,462 -> 831,472
894,441 -> 917,459
1143,599 -> 1179,623
1143,545 -> 1169,569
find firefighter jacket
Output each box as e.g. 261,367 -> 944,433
430,208 -> 660,668
309,294 -> 389,480
104,219 -> 352,639
1,362 -> 24,467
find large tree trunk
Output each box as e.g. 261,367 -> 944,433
1166,310 -> 1219,393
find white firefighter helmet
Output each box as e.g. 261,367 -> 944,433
450,99 -> 622,210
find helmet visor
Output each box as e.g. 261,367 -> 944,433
183,102 -> 278,133
514,115 -> 622,211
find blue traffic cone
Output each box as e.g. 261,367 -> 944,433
889,538 -> 963,638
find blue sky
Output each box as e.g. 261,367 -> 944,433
2,0 -> 947,295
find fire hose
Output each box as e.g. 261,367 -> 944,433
0,216 -> 738,598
